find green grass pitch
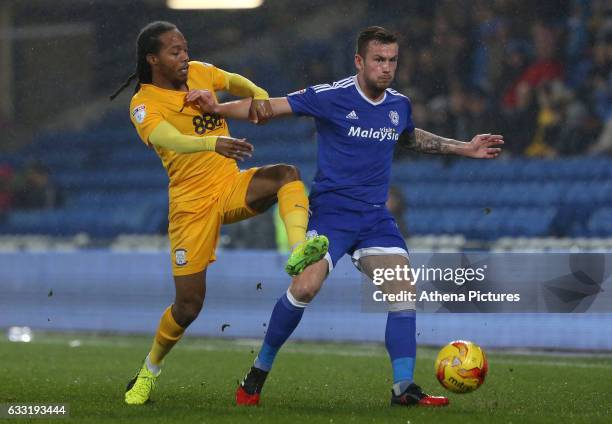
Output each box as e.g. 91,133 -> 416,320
2,333 -> 611,423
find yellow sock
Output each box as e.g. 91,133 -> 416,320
149,305 -> 185,365
278,180 -> 309,247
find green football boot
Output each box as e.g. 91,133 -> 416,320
285,233 -> 329,276
124,361 -> 160,405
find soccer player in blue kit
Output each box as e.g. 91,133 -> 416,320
195,26 -> 503,407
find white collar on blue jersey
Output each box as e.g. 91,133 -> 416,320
352,75 -> 387,106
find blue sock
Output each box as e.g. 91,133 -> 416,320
254,291 -> 306,372
385,310 -> 416,393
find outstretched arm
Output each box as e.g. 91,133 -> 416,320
220,71 -> 269,100
193,95 -> 294,123
182,70 -> 273,124
398,128 -> 504,158
220,71 -> 273,124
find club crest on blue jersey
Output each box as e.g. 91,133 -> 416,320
389,110 -> 400,126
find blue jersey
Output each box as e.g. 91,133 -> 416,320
287,75 -> 414,207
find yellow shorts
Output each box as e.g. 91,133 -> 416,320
168,168 -> 259,276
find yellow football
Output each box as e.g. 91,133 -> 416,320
434,340 -> 488,393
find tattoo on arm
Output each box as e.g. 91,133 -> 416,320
399,128 -> 464,155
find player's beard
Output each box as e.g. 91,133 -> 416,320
173,66 -> 188,86
364,74 -> 392,96
159,63 -> 187,89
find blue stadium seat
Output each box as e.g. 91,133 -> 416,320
406,207 -> 555,239
391,159 -> 445,183
587,208 -> 612,236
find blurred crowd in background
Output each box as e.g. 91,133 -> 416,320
0,162 -> 62,217
287,0 -> 612,157
400,0 -> 612,157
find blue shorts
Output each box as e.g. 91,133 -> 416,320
307,193 -> 408,272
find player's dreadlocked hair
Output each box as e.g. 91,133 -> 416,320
356,26 -> 398,58
109,21 -> 177,100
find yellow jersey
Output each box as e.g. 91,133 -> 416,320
129,61 -> 239,203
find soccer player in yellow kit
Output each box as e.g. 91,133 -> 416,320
110,21 -> 328,405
